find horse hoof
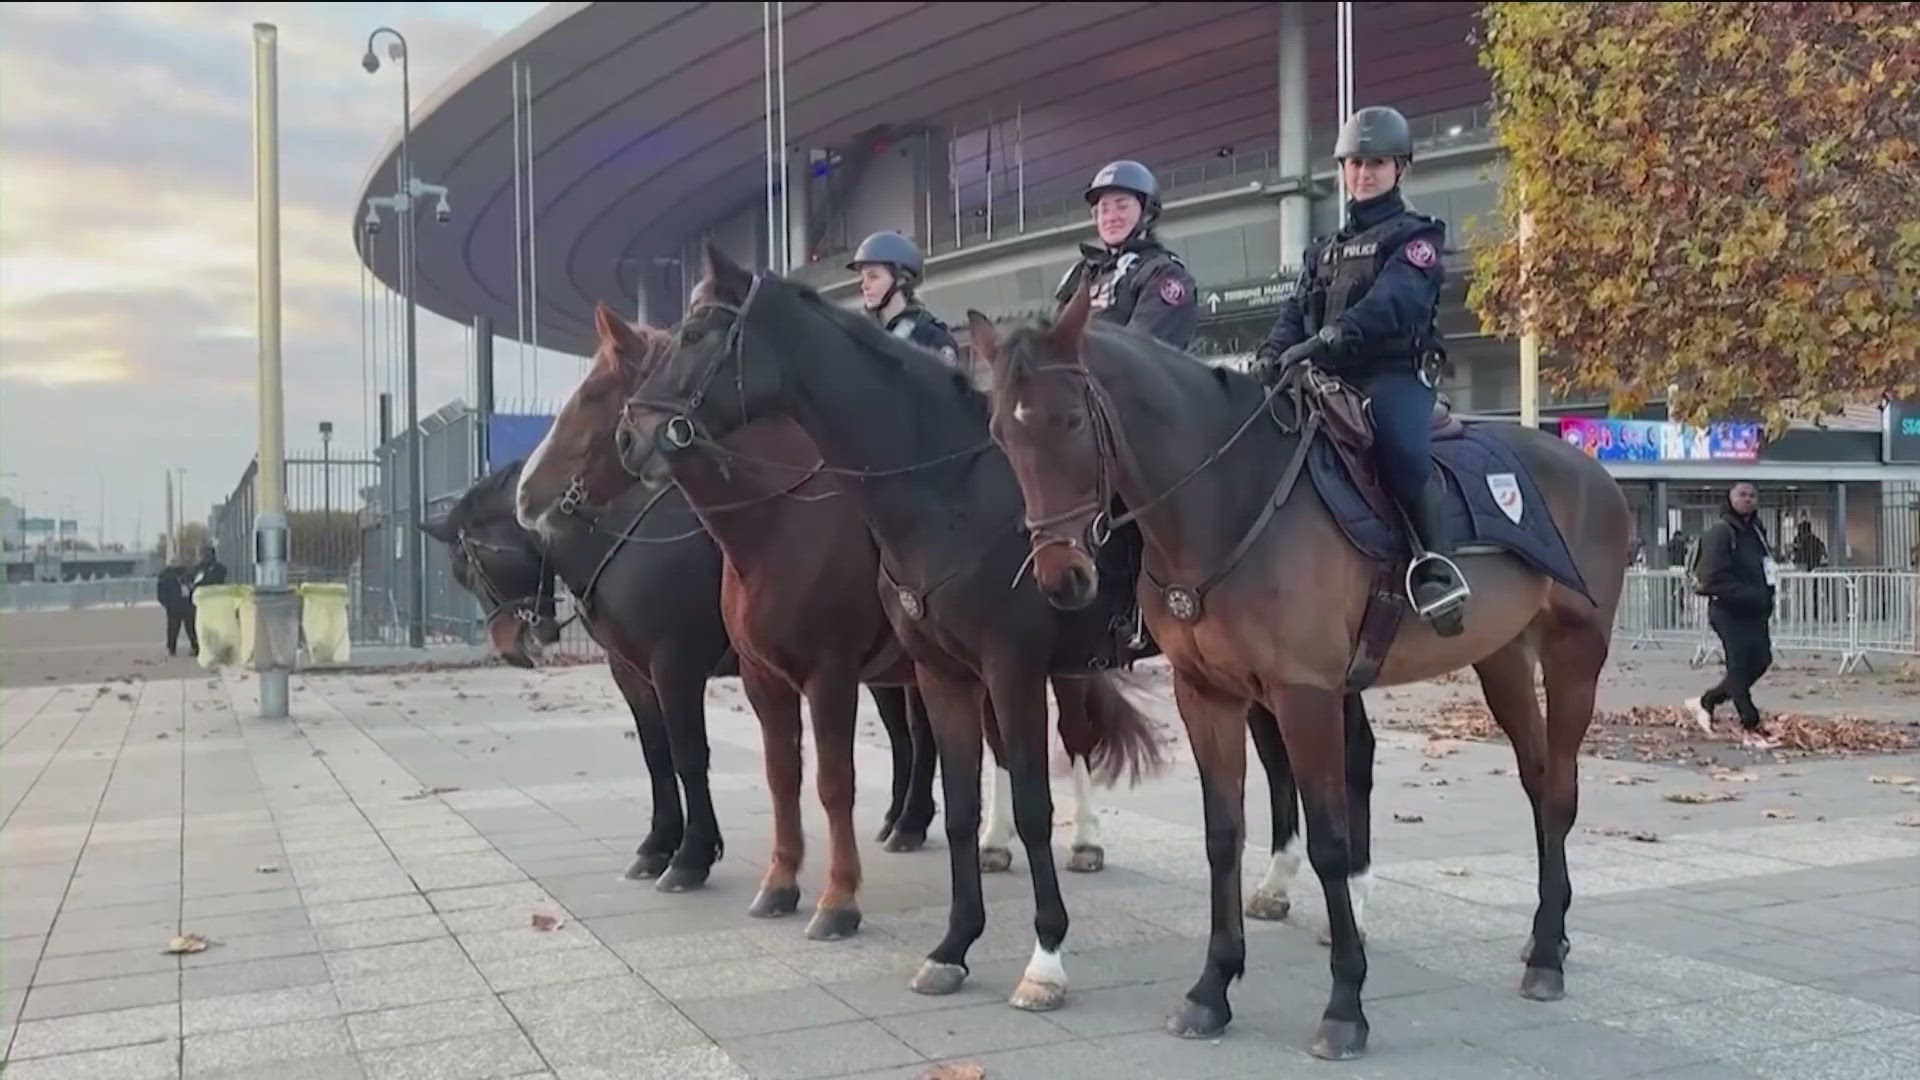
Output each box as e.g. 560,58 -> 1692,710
1066,844 -> 1105,873
979,847 -> 1013,873
1166,998 -> 1232,1039
748,885 -> 800,918
1244,891 -> 1291,922
1520,967 -> 1565,1002
884,829 -> 927,853
1009,977 -> 1065,1012
909,960 -> 968,996
1310,1018 -> 1370,1060
654,864 -> 710,893
622,852 -> 671,881
805,906 -> 862,941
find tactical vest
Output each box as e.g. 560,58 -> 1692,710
887,307 -> 957,362
1305,211 -> 1444,365
1057,244 -> 1184,327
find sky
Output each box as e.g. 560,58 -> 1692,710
0,1 -> 547,548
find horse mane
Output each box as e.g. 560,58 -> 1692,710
776,277 -> 992,427
993,311 -> 1249,411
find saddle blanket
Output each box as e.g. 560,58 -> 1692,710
1307,422 -> 1594,604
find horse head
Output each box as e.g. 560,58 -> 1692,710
516,303 -> 673,536
973,282 -> 1108,611
617,242 -> 787,482
422,464 -> 561,667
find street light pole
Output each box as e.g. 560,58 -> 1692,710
320,421 -> 334,514
365,27 -> 426,649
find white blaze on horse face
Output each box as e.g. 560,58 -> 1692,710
1012,398 -> 1036,427
517,420 -> 561,533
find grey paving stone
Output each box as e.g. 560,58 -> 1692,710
644,956 -> 814,1003
32,946 -> 178,986
19,969 -> 180,1020
298,869 -> 418,907
182,1016 -> 352,1075
41,921 -> 181,958
331,964 -> 493,1014
182,984 -> 343,1037
455,924 -> 598,964
178,928 -> 319,969
322,938 -> 469,981
307,895 -> 435,928
314,914 -> 450,954
675,984 -> 862,1040
1727,984 -> 1918,1038
425,881 -> 554,913
0,1036 -> 181,1080
928,1039 -> 1134,1080
437,904 -> 571,937
1602,999 -> 1821,1055
346,995 -> 517,1052
1731,1035 -> 1916,1080
184,889 -> 304,920
189,905 -> 314,940
193,1051 -> 368,1080
521,1000 -> 711,1064
721,1019 -> 925,1080
1077,1026 -> 1314,1080
551,1044 -> 751,1080
49,898 -> 183,934
609,929 -> 770,974
1472,1019 -> 1714,1078
875,999 -> 1076,1060
9,1000 -> 179,1059
1037,978 -> 1193,1039
498,974 -> 664,1028
182,953 -> 331,999
476,946 -> 631,993
359,1028 -> 546,1080
402,853 -> 526,893
1360,984 -> 1569,1047
1839,1022 -> 1920,1064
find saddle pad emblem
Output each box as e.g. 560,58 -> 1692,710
1487,472 -> 1524,524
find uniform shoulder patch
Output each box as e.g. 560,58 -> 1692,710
1158,276 -> 1187,305
1403,238 -> 1438,269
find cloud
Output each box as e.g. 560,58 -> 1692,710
0,1 -> 545,549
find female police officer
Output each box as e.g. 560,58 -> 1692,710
1054,160 -> 1198,351
1249,106 -> 1470,636
848,230 -> 959,363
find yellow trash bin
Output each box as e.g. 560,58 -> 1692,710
194,584 -> 248,669
297,583 -> 351,665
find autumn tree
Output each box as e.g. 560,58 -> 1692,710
1468,2 -> 1920,428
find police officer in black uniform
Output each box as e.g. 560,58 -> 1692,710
1250,106 -> 1470,635
1054,160 -> 1198,351
848,231 -> 959,363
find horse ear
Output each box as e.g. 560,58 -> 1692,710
1051,279 -> 1092,361
418,514 -> 457,543
593,301 -> 651,370
965,310 -> 1000,368
703,241 -> 751,302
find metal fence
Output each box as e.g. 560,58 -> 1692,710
210,452 -> 380,589
1615,568 -> 1920,673
0,577 -> 159,612
355,405 -> 485,646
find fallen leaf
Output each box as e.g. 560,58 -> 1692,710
1895,815 -> 1920,828
1488,767 -> 1512,776
1440,866 -> 1472,877
401,786 -> 462,801
1609,775 -> 1654,786
1393,812 -> 1424,824
1869,775 -> 1918,786
255,865 -> 280,874
1628,830 -> 1661,843
919,1064 -> 987,1080
1423,740 -> 1461,759
1419,763 -> 1439,773
1762,809 -> 1796,820
164,933 -> 214,954
530,913 -> 564,932
1664,791 -> 1741,805
1709,770 -> 1756,783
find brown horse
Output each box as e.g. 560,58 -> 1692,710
970,288 -> 1631,1058
613,247 -> 1175,1012
520,305 -> 1180,940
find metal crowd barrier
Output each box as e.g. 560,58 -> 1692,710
1614,569 -> 1920,673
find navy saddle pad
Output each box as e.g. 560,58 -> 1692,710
1306,422 -> 1594,604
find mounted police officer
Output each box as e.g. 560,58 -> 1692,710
1054,160 -> 1198,351
848,231 -> 958,363
1250,105 -> 1470,636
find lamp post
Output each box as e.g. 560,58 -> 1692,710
319,420 -> 334,515
362,26 -> 448,650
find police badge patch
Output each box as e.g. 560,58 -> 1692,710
1158,277 -> 1186,305
1486,473 -> 1524,525
1403,239 -> 1438,269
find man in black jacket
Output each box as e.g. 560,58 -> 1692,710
157,564 -> 197,656
1687,482 -> 1781,750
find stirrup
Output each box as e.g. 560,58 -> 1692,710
1405,553 -> 1471,622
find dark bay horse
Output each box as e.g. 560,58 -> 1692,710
970,290 -> 1631,1057
427,463 -> 939,910
612,245 -> 1183,1012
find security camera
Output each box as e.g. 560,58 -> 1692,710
434,199 -> 451,225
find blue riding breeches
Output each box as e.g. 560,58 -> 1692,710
1358,368 -> 1435,510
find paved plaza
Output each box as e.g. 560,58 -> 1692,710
2,636 -> 1916,1080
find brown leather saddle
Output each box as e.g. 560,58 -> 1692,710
1281,365 -> 1465,691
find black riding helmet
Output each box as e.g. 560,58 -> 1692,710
1334,106 -> 1414,164
1084,160 -> 1162,238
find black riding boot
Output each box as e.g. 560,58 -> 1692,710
1404,486 -> 1470,637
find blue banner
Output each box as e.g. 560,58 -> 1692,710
1558,417 -> 1763,463
487,414 -> 555,474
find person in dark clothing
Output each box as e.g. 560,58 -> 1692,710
1053,160 -> 1198,351
1248,105 -> 1468,635
848,231 -> 960,364
1789,518 -> 1826,571
1687,482 -> 1782,750
157,565 -> 198,656
191,546 -> 229,592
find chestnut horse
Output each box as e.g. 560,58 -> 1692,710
517,306 -> 1162,939
612,246 -> 1193,1012
971,289 -> 1631,1058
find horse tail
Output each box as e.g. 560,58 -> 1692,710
1080,670 -> 1170,788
